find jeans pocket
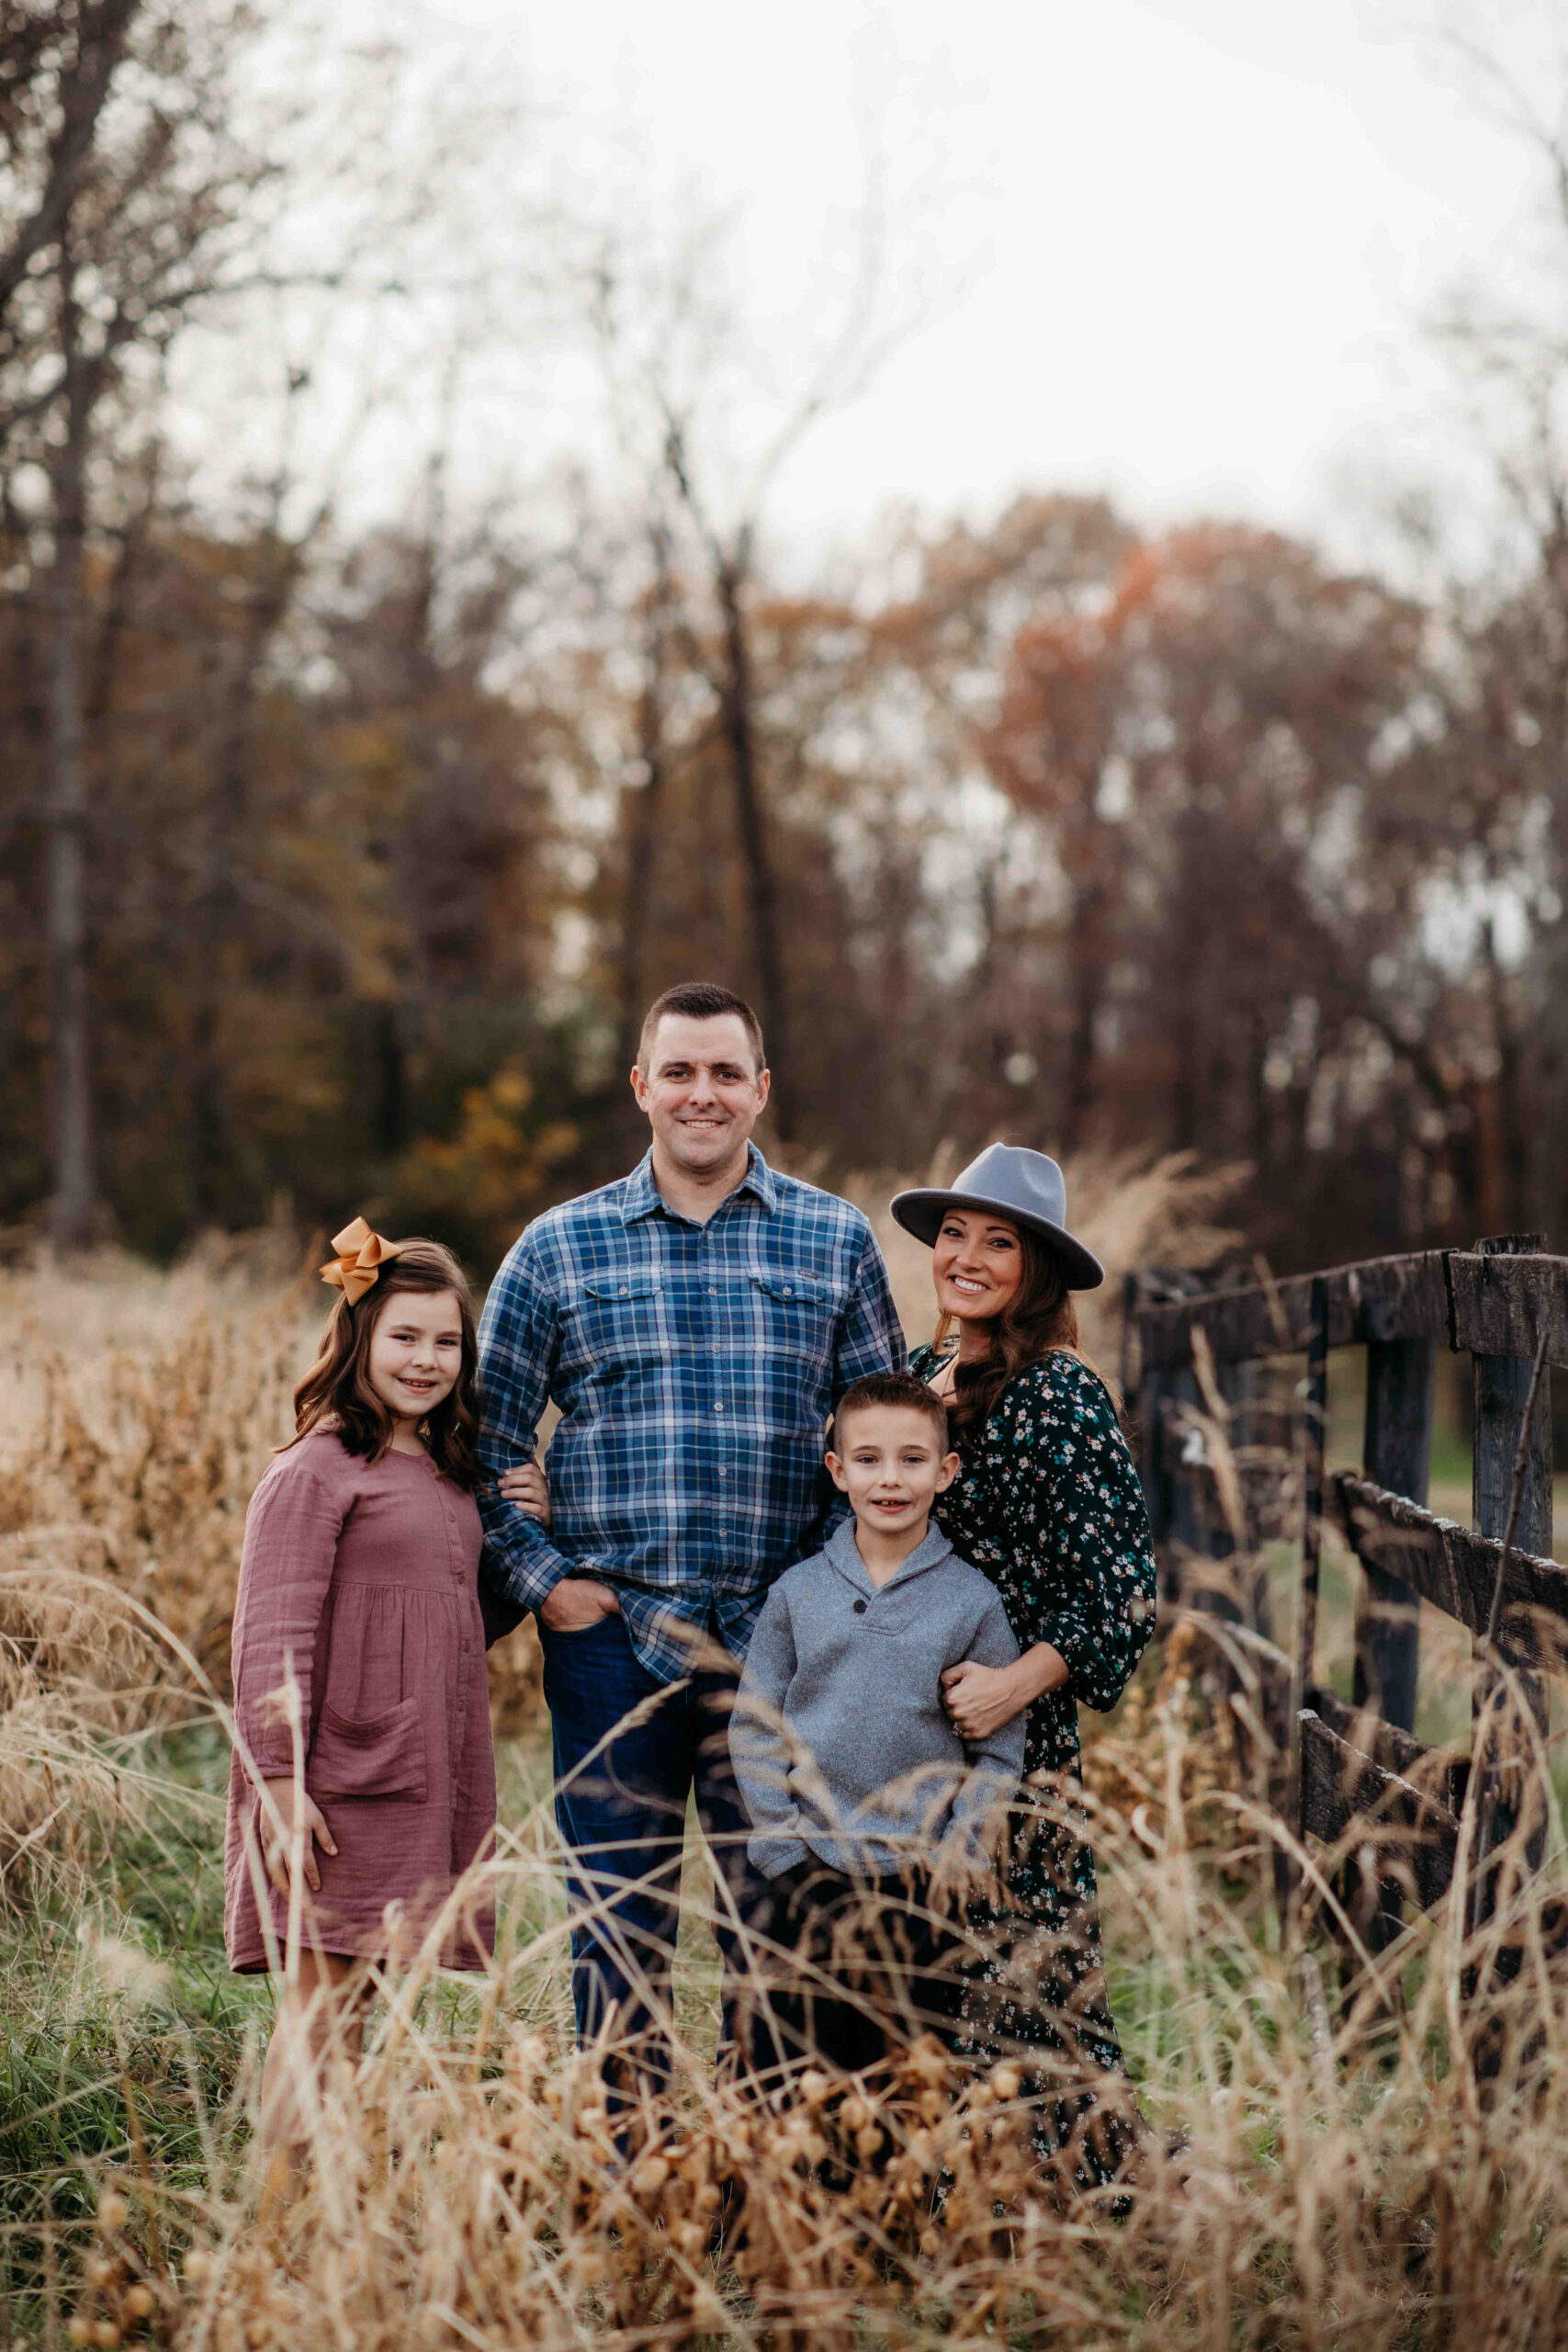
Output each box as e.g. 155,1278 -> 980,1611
539,1605 -> 630,1715
541,1606 -> 621,1643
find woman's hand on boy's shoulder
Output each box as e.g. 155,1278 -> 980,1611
940,1656 -> 1027,1741
942,1639 -> 1067,1738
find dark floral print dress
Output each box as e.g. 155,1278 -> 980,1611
910,1343 -> 1157,2185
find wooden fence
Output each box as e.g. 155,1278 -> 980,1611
1122,1234 -> 1568,1939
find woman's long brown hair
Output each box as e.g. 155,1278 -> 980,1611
936,1224 -> 1102,1436
288,1239 -> 480,1488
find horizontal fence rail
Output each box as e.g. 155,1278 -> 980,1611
1129,1235 -> 1565,1962
1131,1248 -> 1568,1378
1298,1707 -> 1462,1917
1331,1476 -> 1568,1670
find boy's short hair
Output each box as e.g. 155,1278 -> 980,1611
637,981 -> 765,1076
831,1372 -> 950,1453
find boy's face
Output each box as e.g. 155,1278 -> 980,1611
826,1405 -> 960,1540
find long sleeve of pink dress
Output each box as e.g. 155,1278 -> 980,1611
222,1430 -> 497,1973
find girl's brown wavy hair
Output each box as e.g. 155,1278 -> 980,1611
288,1239 -> 479,1488
935,1223 -> 1104,1437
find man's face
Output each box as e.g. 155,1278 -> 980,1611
631,1012 -> 770,1177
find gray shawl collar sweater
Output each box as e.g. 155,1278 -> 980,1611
731,1519 -> 1026,1881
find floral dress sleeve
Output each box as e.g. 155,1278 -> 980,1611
988,1356 -> 1156,1713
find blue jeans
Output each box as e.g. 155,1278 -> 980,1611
538,1610 -> 771,2087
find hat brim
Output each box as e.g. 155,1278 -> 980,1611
888,1187 -> 1106,1291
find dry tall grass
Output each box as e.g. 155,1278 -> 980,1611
0,1237 -> 314,1890
56,1658 -> 1568,2352
6,1164 -> 1566,2349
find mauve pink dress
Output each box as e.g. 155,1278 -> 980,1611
223,1430 -> 497,1973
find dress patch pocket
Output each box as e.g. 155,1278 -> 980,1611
310,1693 -> 428,1802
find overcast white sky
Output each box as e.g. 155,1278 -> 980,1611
243,0 -> 1568,574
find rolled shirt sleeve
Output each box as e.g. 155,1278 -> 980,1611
831,1238 -> 908,1397
475,1233 -> 577,1621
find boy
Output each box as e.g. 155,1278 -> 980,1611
731,1372 -> 1026,2084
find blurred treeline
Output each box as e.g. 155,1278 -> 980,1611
5,2 -> 1567,1276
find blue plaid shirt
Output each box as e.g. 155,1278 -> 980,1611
476,1147 -> 906,1682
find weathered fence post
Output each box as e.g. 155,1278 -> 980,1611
1222,1353 -> 1272,1640
1470,1233 -> 1553,1919
1354,1335 -> 1433,1733
1285,1276 -> 1330,1877
1126,1269 -> 1197,1611
1341,1333 -> 1435,1954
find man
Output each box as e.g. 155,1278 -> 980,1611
476,980 -> 905,2083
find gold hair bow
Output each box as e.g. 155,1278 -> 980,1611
320,1216 -> 407,1306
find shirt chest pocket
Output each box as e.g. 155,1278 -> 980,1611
565,1272 -> 667,1370
748,1272 -> 836,1367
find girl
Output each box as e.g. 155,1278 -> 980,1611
223,1219 -> 496,2154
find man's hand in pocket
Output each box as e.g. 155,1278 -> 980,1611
540,1577 -> 621,1634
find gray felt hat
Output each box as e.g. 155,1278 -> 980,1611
889,1143 -> 1104,1291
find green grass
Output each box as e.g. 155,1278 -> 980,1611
0,1724 -> 572,2339
1,1753 -> 241,2340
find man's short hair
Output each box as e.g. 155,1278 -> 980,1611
831,1372 -> 950,1453
637,982 -> 766,1077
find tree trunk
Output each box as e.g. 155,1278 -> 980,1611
1168,811 -> 1207,1153
188,539 -> 302,1219
714,554 -> 795,1138
43,276 -> 96,1245
1061,842 -> 1109,1152
1482,915 -> 1529,1231
614,529 -> 673,1085
1247,1001 -> 1271,1179
367,1001 -> 406,1154
87,428 -> 163,728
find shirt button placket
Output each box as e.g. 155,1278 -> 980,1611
702,1227 -> 723,1537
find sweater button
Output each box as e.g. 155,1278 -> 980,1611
852,1599 -> 867,1614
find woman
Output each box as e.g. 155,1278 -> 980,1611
890,1143 -> 1156,2189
